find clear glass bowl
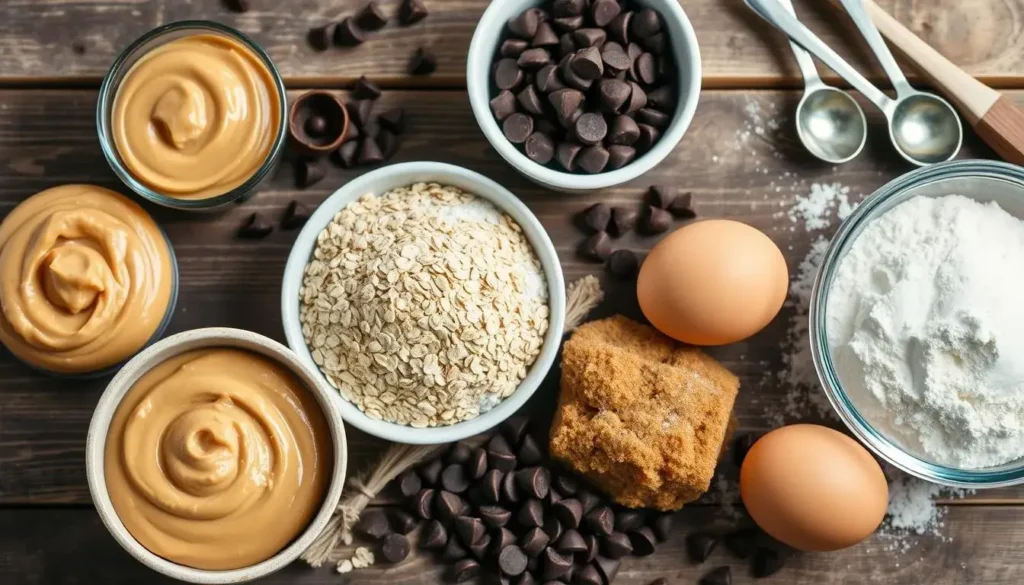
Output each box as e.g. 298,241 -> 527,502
810,159 -> 1024,488
96,21 -> 288,210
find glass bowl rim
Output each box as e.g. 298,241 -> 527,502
809,159 -> 1024,488
96,20 -> 288,209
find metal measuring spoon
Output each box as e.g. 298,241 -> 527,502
778,0 -> 866,163
745,0 -> 963,166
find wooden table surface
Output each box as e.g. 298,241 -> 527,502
2,1 -> 1023,584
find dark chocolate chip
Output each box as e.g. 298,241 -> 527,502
399,0 -> 429,26
356,509 -> 391,540
518,435 -> 544,466
553,0 -> 586,17
637,107 -> 670,129
551,498 -> 584,529
412,488 -> 436,519
601,42 -> 632,73
650,513 -> 673,542
502,38 -> 531,58
410,47 -> 437,75
500,545 -> 530,576
574,28 -> 607,49
535,64 -> 565,93
420,459 -> 443,486
308,25 -> 334,51
421,519 -> 448,549
542,516 -> 564,542
481,470 -> 504,503
635,53 -> 657,85
350,99 -> 374,130
556,141 -> 582,171
555,529 -> 587,554
595,557 -> 620,585
700,567 -> 732,585
521,527 -> 551,557
627,42 -> 645,62
443,535 -> 469,561
606,145 -> 636,169
686,532 -> 718,563
519,48 -> 553,69
549,89 -> 585,128
468,448 -> 489,480
503,468 -> 522,503
304,114 -> 328,138
550,475 -> 576,496
607,115 -> 640,145
398,470 -> 422,498
357,1 -> 388,30
456,516 -> 486,546
541,548 -> 573,581
442,464 -> 471,494
448,442 -> 472,464
437,490 -> 466,523
378,129 -> 399,160
636,123 -> 661,152
734,433 -> 757,468
643,206 -> 672,234
380,533 -> 410,563
608,207 -> 637,237
515,572 -> 536,585
752,547 -> 783,578
451,559 -> 481,583
646,85 -> 675,110
517,85 -> 546,116
576,491 -> 601,515
469,534 -> 492,561
608,12 -> 632,45
480,506 -> 513,529
577,564 -> 603,585
357,137 -> 384,166
238,213 -> 272,239
533,22 -> 560,47
503,113 -> 535,145
491,90 -> 518,121
580,203 -> 611,234
547,488 -> 563,506
494,527 -> 518,555
353,75 -> 382,101
571,47 -> 604,80
577,145 -> 610,174
496,59 -> 525,91
515,467 -> 551,500
647,185 -> 673,209
631,8 -> 663,38
518,498 -> 544,528
224,0 -> 250,12
642,33 -> 667,54
560,55 -> 594,91
723,529 -> 758,559
573,113 -> 607,146
389,509 -> 417,535
333,18 -> 365,46
585,506 -> 614,537
281,200 -> 311,230
509,9 -> 540,39
601,532 -> 632,559
668,192 -> 696,219
582,533 -> 600,564
294,158 -> 325,188
592,0 -> 621,27
579,232 -> 612,262
503,416 -> 531,445
626,81 -> 649,114
553,18 -> 585,37
597,79 -> 631,114
628,527 -> 657,556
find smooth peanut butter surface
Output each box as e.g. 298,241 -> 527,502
105,348 -> 332,570
0,185 -> 173,374
112,34 -> 281,199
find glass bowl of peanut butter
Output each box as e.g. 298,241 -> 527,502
97,21 -> 288,210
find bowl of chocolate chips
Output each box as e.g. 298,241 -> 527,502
467,0 -> 701,192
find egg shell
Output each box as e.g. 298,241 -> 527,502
636,219 -> 788,346
739,424 -> 888,552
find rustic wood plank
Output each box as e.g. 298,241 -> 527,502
0,0 -> 1023,88
1,505 -> 1022,584
0,88 -> 1020,505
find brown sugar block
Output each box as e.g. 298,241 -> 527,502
549,316 -> 739,511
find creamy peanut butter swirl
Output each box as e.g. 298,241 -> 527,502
112,33 -> 282,199
105,348 -> 332,570
0,185 -> 173,374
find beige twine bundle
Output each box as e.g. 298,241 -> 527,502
302,275 -> 604,568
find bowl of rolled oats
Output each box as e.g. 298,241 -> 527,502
281,162 -> 565,444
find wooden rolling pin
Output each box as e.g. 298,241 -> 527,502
861,0 -> 1024,164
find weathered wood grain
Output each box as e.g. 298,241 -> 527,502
0,88 -> 1017,506
1,505 -> 1022,584
0,0 -> 1022,87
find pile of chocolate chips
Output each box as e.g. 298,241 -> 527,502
489,0 -> 677,174
330,77 -> 408,170
389,416 -> 673,584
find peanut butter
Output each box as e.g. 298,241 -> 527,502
0,185 -> 173,374
112,34 -> 282,200
105,348 -> 332,570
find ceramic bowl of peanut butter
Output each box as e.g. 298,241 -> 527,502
86,328 -> 347,584
0,184 -> 177,377
98,21 -> 287,210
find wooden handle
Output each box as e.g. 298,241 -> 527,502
863,0 -> 1000,124
975,96 -> 1024,165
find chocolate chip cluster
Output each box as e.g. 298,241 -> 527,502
394,416 -> 674,584
489,0 -> 677,174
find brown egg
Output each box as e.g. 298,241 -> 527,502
740,425 -> 888,552
636,220 -> 788,346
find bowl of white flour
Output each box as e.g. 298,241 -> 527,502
811,160 -> 1024,488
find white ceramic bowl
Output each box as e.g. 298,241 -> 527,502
86,328 -> 348,584
467,0 -> 702,192
282,162 -> 566,445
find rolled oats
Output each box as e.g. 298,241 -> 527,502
299,183 -> 549,427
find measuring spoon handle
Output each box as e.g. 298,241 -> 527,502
837,0 -> 913,96
744,0 -> 892,112
776,0 -> 823,88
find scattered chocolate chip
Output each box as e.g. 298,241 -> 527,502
349,99 -> 374,130
686,532 -> 718,563
456,516 -> 486,546
571,47 -> 604,80
636,123 -> 661,152
421,519 -> 448,549
577,145 -> 610,174
533,22 -> 560,47
294,158 -> 326,188
448,442 -> 472,464
380,129 -> 400,160
607,145 -> 636,169
443,535 -> 469,561
399,0 -> 429,26
518,499 -> 545,528
398,470 -> 423,498
647,185 -> 674,209
521,526 -> 551,557
580,203 -> 611,234
480,506 -> 513,529
389,509 -> 417,535
413,488 -> 436,519
381,533 -> 410,563
541,547 -> 573,580
502,416 -> 531,445
668,192 -> 696,219
628,527 -> 656,556
357,1 -> 388,30
481,470 -> 504,503
410,47 -> 438,75
468,448 -> 489,480
609,207 -> 638,237
577,564 -> 603,585
494,527 -> 518,554
752,547 -> 783,578
723,529 -> 758,559
608,12 -> 632,45
601,532 -> 632,559
502,38 -> 531,58
555,529 -> 587,554
700,567 -> 731,585
591,0 -> 621,27
518,434 -> 544,466
503,113 -> 535,144
333,18 -> 365,46
353,76 -> 382,101
502,469 -> 522,503
606,249 -> 638,280
442,464 -> 471,494
281,200 -> 311,230
469,534 -> 492,561
420,459 -> 444,486
509,9 -> 541,39
631,8 -> 663,38
224,0 -> 249,13
451,559 -> 481,583
491,90 -> 519,121
357,136 -> 384,166
650,513 -> 673,542
356,509 -> 392,540
574,28 -> 607,48
579,232 -> 612,262
643,206 -> 672,234
556,141 -> 583,171
647,579 -> 668,585
238,213 -> 272,239
307,25 -> 333,51
500,545 -> 530,576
